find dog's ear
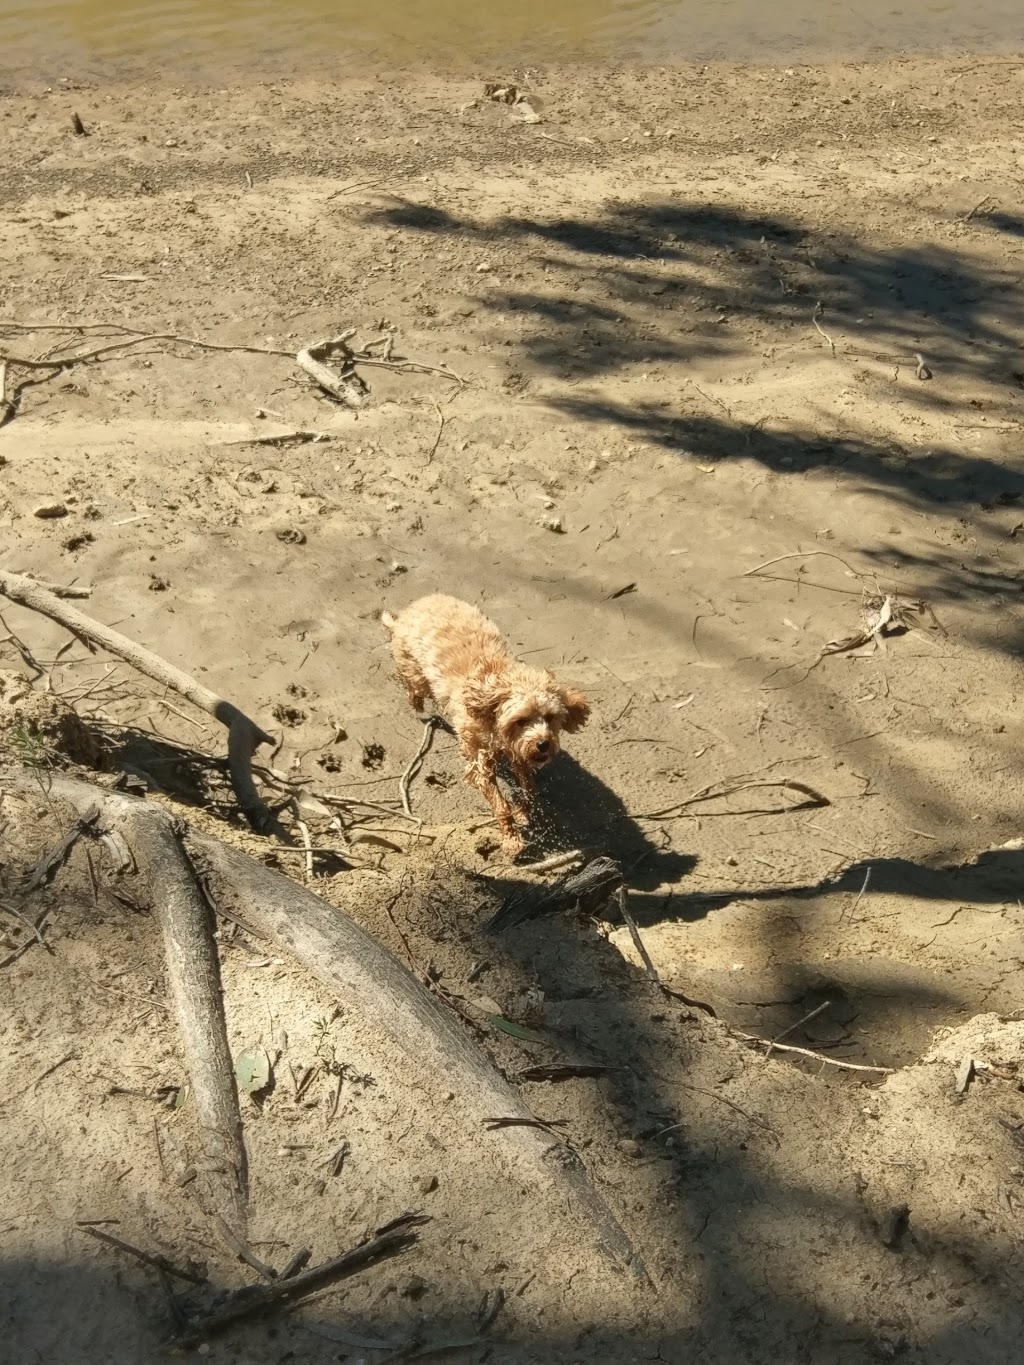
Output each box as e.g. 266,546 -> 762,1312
560,687 -> 591,733
462,672 -> 511,724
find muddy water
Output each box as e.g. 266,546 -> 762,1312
2,0 -> 1023,79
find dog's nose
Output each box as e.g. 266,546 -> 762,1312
535,738 -> 550,755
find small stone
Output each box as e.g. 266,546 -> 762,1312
618,1138 -> 643,1159
475,261 -> 492,273
418,1174 -> 438,1194
164,137 -> 179,147
196,1345 -> 210,1358
276,527 -> 306,545
34,502 -> 68,519
540,516 -> 565,533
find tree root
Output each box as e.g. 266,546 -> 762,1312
1,766 -> 647,1280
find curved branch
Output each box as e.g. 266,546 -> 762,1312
0,568 -> 273,831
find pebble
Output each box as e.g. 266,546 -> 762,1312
540,516 -> 565,533
418,1173 -> 438,1194
33,502 -> 68,518
618,1138 -> 643,1159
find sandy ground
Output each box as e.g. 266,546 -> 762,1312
3,55 -> 1024,1363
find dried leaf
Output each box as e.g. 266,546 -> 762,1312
235,1047 -> 271,1095
490,1016 -> 548,1044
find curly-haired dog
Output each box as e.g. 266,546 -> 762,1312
382,594 -> 590,853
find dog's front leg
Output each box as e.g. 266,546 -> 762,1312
463,747 -> 522,853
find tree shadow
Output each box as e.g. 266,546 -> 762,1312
530,750 -> 696,892
366,195 -> 1023,511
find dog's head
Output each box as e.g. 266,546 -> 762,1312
465,671 -> 590,772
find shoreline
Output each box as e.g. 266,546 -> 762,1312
3,53 -> 1022,208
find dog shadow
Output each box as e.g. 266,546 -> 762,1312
526,751 -> 696,893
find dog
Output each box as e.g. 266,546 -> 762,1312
382,594 -> 590,853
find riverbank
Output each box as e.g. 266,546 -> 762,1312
3,56 -> 1024,1363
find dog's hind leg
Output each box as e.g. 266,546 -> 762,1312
390,641 -> 432,712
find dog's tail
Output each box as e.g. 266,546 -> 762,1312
381,610 -> 397,635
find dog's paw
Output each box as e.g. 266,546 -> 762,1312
500,830 -> 526,859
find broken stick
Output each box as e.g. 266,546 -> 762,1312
170,1213 -> 427,1349
0,568 -> 274,831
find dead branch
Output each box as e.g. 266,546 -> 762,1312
742,550 -> 864,580
0,568 -> 274,831
170,1213 -> 428,1349
812,301 -> 836,357
614,887 -> 717,1017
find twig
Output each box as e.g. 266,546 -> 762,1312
812,301 -> 836,357
735,1031 -> 893,1074
22,806 -> 99,892
399,717 -> 441,818
654,1083 -> 780,1144
214,1214 -> 278,1282
0,569 -> 274,831
963,194 -> 995,222
615,888 -> 717,1016
356,355 -> 466,386
765,1000 -> 830,1060
637,777 -> 829,821
280,1247 -> 313,1280
293,806 -> 314,882
79,1223 -> 207,1285
0,898 -> 54,953
170,1214 -> 428,1349
2,331 -> 296,370
843,865 -> 872,926
220,429 -> 332,448
0,359 -> 11,426
743,550 -> 863,579
424,402 -> 446,465
519,849 -> 586,874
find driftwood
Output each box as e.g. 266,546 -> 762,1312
0,569 -> 274,831
295,333 -> 368,407
1,768 -> 646,1281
